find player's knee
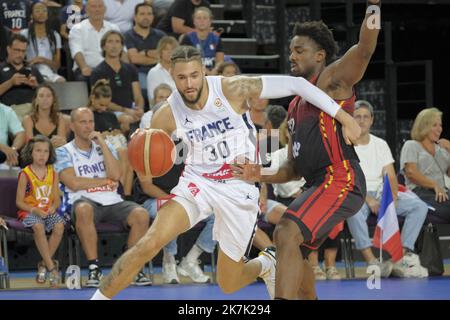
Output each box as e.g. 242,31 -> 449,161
273,218 -> 304,247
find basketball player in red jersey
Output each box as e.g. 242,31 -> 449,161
234,0 -> 381,299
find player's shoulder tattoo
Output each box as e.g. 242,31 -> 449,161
226,76 -> 263,98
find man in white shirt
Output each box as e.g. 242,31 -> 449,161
104,0 -> 145,33
347,100 -> 429,278
55,107 -> 151,287
68,0 -> 121,81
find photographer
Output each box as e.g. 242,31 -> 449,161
0,33 -> 44,121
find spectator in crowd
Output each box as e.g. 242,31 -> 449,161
0,103 -> 26,166
152,0 -> 174,26
91,30 -> 144,133
104,0 -> 145,34
88,79 -> 134,199
180,7 -> 223,74
0,21 -> 11,63
0,0 -> 31,33
124,2 -> 166,91
140,82 -> 172,129
134,139 -> 214,284
21,2 -> 65,83
348,100 -> 429,278
216,60 -> 240,77
68,0 -> 121,82
0,33 -> 44,121
401,107 -> 450,222
55,107 -> 151,287
16,135 -> 64,287
156,0 -> 210,38
248,97 -> 269,130
59,0 -> 88,41
22,85 -> 67,149
146,36 -> 177,102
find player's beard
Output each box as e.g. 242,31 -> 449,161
179,81 -> 204,105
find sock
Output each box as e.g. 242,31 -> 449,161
90,289 -> 111,300
163,249 -> 175,265
88,259 -> 99,268
185,244 -> 203,263
255,254 -> 272,277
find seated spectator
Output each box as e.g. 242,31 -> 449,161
21,2 -> 65,83
146,36 -> 177,102
68,0 -> 121,82
104,0 -> 146,34
180,7 -> 224,74
156,0 -> 210,38
124,2 -> 166,91
0,0 -> 31,33
22,84 -> 67,148
140,83 -> 172,129
16,135 -> 64,287
0,21 -> 11,63
348,100 -> 429,278
88,79 -> 134,198
91,30 -> 144,133
216,61 -> 240,77
134,139 -> 214,284
401,107 -> 450,223
0,103 -> 26,166
152,0 -> 174,27
0,33 -> 44,121
55,107 -> 151,287
59,0 -> 88,41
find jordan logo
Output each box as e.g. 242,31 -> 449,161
184,116 -> 192,125
246,193 -> 252,200
188,182 -> 200,197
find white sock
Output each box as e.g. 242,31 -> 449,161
186,244 -> 203,263
163,249 -> 176,264
255,255 -> 272,277
90,289 -> 110,300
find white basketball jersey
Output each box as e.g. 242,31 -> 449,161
64,141 -> 123,205
168,76 -> 258,180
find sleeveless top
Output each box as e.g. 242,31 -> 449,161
18,164 -> 55,220
168,76 -> 258,181
287,74 -> 359,184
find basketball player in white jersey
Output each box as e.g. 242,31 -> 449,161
91,46 -> 361,300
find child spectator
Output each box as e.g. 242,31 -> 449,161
180,6 -> 224,74
16,135 -> 65,287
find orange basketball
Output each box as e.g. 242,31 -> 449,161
128,129 -> 175,177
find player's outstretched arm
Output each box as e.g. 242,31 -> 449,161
149,103 -> 177,135
328,0 -> 381,87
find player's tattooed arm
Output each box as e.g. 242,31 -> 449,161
222,76 -> 263,103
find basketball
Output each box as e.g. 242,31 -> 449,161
127,129 -> 175,177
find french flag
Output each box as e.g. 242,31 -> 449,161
372,176 -> 403,262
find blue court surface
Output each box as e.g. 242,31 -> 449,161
0,277 -> 449,300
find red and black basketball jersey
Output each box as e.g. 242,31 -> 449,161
287,81 -> 359,184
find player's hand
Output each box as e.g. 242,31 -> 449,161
231,158 -> 262,182
342,117 -> 361,145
